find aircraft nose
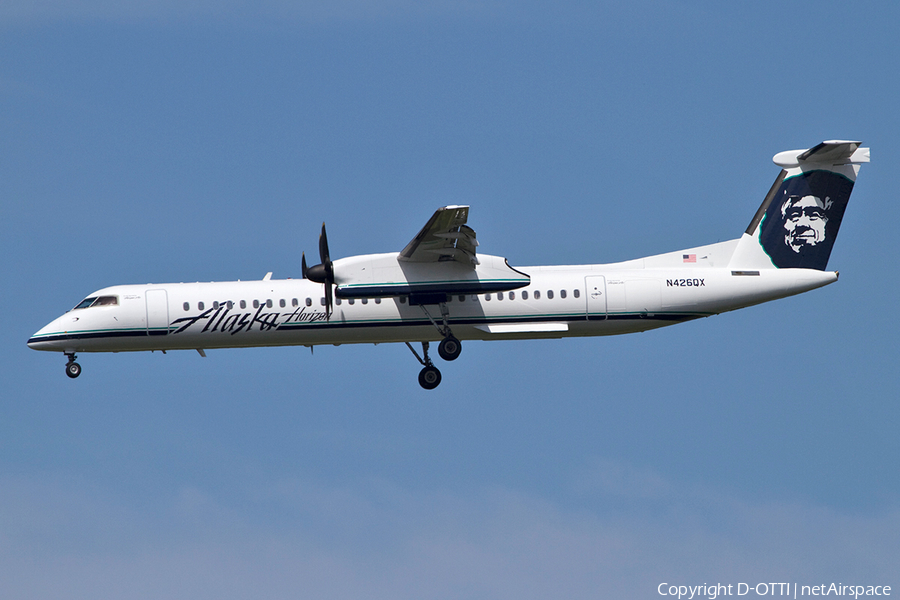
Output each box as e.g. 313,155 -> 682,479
27,332 -> 47,350
27,324 -> 52,350
27,315 -> 66,351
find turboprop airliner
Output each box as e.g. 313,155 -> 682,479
28,140 -> 869,389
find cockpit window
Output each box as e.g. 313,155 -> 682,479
74,297 -> 97,309
73,295 -> 118,310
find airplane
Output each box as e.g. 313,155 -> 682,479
28,140 -> 869,389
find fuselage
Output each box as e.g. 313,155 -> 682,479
27,244 -> 837,355
27,140 -> 866,388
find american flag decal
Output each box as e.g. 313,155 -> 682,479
683,254 -> 696,263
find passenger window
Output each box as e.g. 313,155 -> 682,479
497,292 -> 503,301
320,297 -> 326,306
240,300 -> 247,309
361,298 -> 368,304
534,290 -> 541,299
292,298 -> 299,307
227,301 -> 234,310
74,297 -> 97,310
253,300 -> 260,309
336,298 -> 342,305
458,295 -> 465,302
348,298 -> 355,305
198,301 -> 205,310
183,302 -> 190,311
485,293 -> 492,301
213,301 -> 219,309
279,299 -> 286,308
547,290 -> 554,299
509,291 -> 515,300
522,290 -> 529,300
306,298 -> 312,307
560,290 -> 567,299
266,299 -> 273,308
573,289 -> 580,298
375,298 -> 382,304
400,297 -> 407,304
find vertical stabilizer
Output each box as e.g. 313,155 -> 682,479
729,141 -> 869,270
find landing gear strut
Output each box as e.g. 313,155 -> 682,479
406,300 -> 464,389
65,353 -> 82,379
419,302 -> 462,361
406,341 -> 442,390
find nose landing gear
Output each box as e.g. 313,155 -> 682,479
65,353 -> 82,379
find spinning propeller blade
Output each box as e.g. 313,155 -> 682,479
304,223 -> 335,318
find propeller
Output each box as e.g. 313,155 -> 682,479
304,223 -> 334,318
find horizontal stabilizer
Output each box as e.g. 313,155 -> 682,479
774,140 -> 870,168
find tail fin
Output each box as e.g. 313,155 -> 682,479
729,140 -> 869,270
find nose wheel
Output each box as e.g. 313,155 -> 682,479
65,353 -> 82,379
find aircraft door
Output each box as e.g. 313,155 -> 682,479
585,276 -> 607,320
146,289 -> 169,336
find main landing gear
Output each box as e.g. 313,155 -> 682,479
437,335 -> 461,361
406,301 -> 463,389
420,302 -> 462,362
405,341 -> 442,390
65,353 -> 82,379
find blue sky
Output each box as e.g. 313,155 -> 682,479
2,2 -> 898,598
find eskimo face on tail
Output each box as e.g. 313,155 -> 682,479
781,194 -> 831,252
759,170 -> 853,270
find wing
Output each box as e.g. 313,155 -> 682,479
331,204 -> 529,299
398,205 -> 479,267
